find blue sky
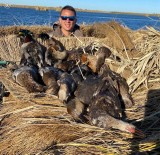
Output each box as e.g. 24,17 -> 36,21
1,0 -> 160,14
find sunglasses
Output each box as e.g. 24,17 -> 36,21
60,16 -> 76,21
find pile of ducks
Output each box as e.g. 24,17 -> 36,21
11,29 -> 145,137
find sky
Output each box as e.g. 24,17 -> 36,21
1,0 -> 160,14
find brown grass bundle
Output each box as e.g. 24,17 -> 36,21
81,21 -> 135,56
0,35 -> 21,62
127,27 -> 160,92
0,25 -> 52,37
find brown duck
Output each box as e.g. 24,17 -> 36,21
81,46 -> 111,73
99,64 -> 134,108
44,37 -> 68,66
58,72 -> 77,103
12,66 -> 46,93
39,66 -> 62,95
72,75 -> 144,137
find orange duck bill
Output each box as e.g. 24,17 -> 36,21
125,123 -> 146,138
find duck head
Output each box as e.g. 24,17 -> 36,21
17,29 -> 34,43
38,32 -> 50,42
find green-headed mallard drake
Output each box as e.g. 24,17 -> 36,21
18,29 -> 45,69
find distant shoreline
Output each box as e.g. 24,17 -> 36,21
1,3 -> 160,16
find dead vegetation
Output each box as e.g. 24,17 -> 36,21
0,25 -> 52,37
0,21 -> 160,154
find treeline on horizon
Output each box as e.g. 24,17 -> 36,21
0,3 -> 160,16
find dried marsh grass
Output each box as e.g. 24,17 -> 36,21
0,35 -> 21,62
0,25 -> 52,37
0,22 -> 160,154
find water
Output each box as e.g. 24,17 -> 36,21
0,6 -> 160,30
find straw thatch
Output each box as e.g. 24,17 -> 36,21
0,25 -> 52,37
82,21 -> 135,53
0,22 -> 160,154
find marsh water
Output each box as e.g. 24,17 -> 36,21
0,6 -> 160,30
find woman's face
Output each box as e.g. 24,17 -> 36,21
59,9 -> 77,34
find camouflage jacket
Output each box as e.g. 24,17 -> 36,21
48,22 -> 83,37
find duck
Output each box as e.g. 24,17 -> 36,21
74,75 -> 104,106
66,47 -> 84,62
73,74 -> 144,137
38,32 -> 50,42
45,38 -> 68,65
38,33 -> 71,72
18,29 -> 33,44
81,46 -> 111,73
66,97 -> 88,123
54,60 -> 76,72
39,66 -> 62,95
38,33 -> 68,66
17,29 -> 45,69
69,75 -> 103,123
57,72 -> 77,103
70,64 -> 95,84
65,66 -> 97,122
99,64 -> 134,108
12,66 -> 46,93
89,92 -> 143,136
64,46 -> 111,75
